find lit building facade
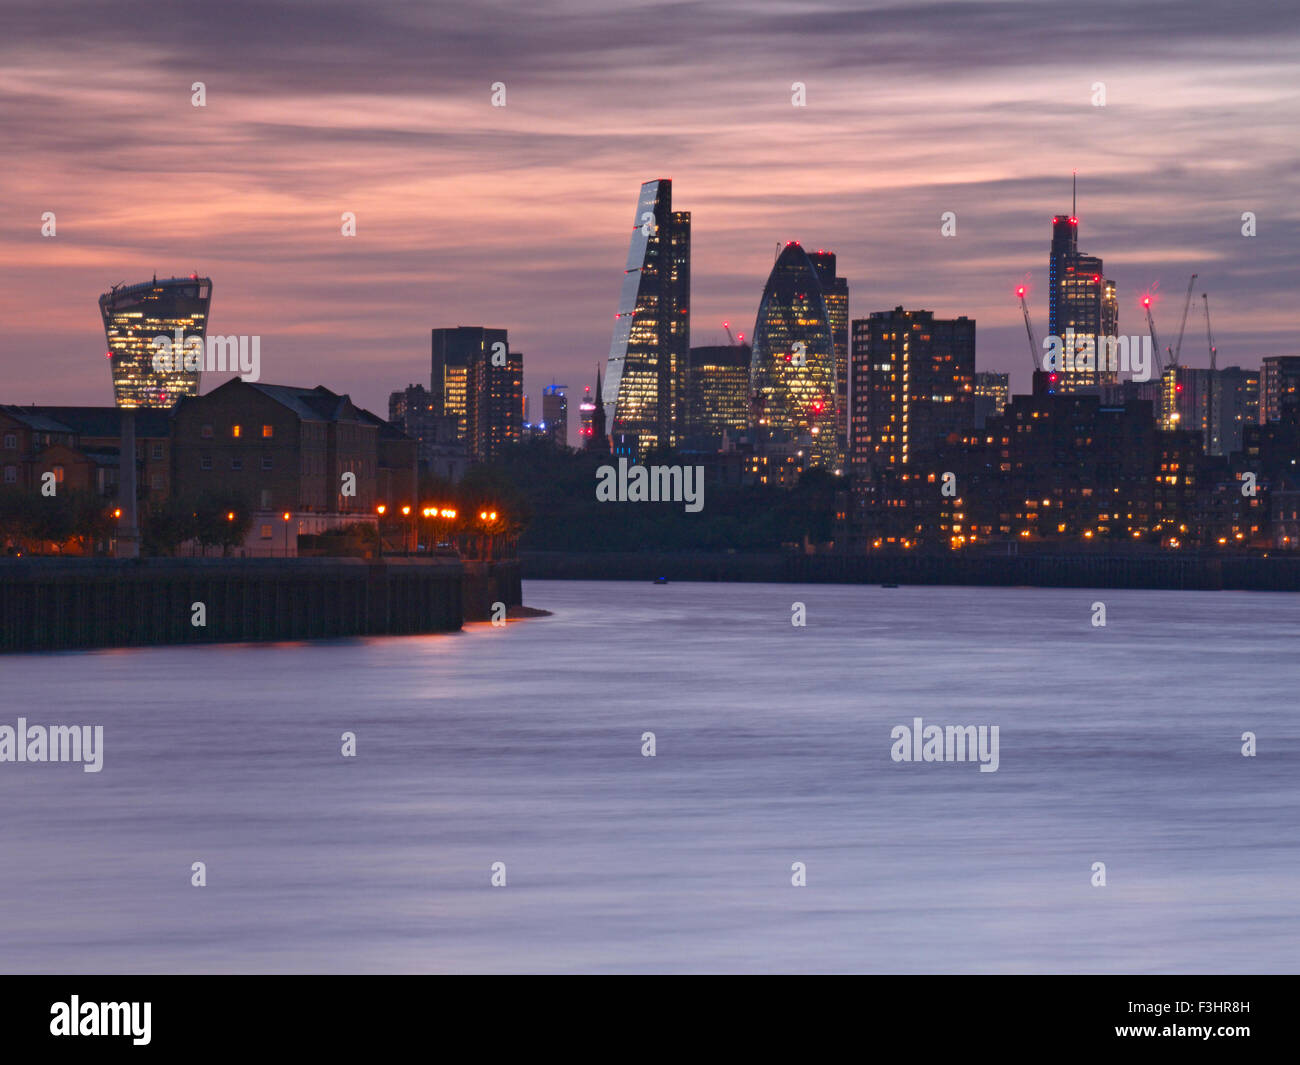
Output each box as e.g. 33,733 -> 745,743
578,385 -> 597,443
685,343 -> 752,450
99,276 -> 212,408
1260,356 -> 1300,424
850,308 -> 975,474
541,385 -> 568,445
602,179 -> 690,454
973,371 -> 1010,428
1161,365 -> 1260,456
807,251 -> 849,459
1047,216 -> 1116,392
751,242 -> 840,470
430,327 -> 522,463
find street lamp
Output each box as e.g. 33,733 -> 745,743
283,510 -> 292,557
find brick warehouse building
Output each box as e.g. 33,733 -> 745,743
170,380 -> 416,556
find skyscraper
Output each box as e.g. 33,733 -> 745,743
850,308 -> 975,473
1047,208 -> 1115,393
99,275 -> 212,408
541,384 -> 568,446
602,179 -> 690,455
807,251 -> 849,459
750,242 -> 841,471
430,326 -> 521,463
686,343 -> 752,450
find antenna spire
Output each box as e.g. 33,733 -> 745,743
1072,170 -> 1077,218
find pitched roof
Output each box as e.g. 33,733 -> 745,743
14,406 -> 170,438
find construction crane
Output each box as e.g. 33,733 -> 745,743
1015,286 -> 1040,376
1141,295 -> 1164,376
723,321 -> 738,346
1170,274 -> 1197,367
1202,292 -> 1218,455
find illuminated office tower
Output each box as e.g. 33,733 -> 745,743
602,179 -> 691,454
431,326 -> 521,463
686,343 -> 752,449
99,275 -> 212,408
807,251 -> 849,459
1047,212 -> 1115,393
750,242 -> 841,470
850,308 -> 975,473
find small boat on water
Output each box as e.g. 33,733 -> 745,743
654,576 -> 669,584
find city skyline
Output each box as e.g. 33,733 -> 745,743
3,1 -> 1296,422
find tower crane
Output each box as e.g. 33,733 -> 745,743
1201,291 -> 1219,454
1016,286 -> 1040,377
1170,274 -> 1197,367
1141,295 -> 1164,377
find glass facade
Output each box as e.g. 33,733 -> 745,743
1047,216 -> 1115,393
750,242 -> 840,470
430,326 -> 520,463
602,180 -> 690,454
99,276 -> 212,408
685,344 -> 751,449
807,251 -> 849,460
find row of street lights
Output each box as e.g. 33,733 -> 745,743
375,502 -> 507,556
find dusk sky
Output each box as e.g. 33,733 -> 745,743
4,0 -> 1298,439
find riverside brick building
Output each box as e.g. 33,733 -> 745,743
170,380 -> 416,555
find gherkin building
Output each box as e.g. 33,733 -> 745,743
750,243 -> 840,469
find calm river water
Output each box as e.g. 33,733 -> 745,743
1,580 -> 1296,973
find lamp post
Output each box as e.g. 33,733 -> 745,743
283,510 -> 292,558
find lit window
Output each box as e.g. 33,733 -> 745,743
260,525 -> 273,539
262,425 -> 273,438
232,424 -> 242,438
53,465 -> 64,483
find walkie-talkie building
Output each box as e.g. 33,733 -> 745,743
99,275 -> 212,408
750,242 -> 840,470
602,179 -> 690,455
